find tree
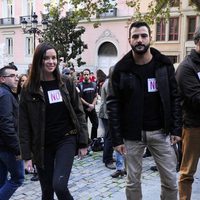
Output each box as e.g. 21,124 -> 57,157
41,0 -> 114,67
126,0 -> 200,24
42,9 -> 87,67
191,0 -> 200,11
42,0 -> 199,67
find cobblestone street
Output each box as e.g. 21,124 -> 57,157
10,151 -> 200,200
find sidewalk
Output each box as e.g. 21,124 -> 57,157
10,151 -> 200,200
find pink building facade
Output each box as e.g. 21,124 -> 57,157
0,0 -> 198,74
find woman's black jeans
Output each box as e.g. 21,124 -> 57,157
37,135 -> 77,200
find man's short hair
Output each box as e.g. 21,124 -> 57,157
129,21 -> 151,37
83,68 -> 91,74
194,26 -> 200,44
0,65 -> 17,77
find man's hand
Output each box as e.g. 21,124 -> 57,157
114,144 -> 126,155
170,135 -> 181,145
87,104 -> 95,112
24,160 -> 34,173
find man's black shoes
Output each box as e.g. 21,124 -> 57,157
105,162 -> 116,170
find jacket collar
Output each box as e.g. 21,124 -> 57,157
117,47 -> 172,72
0,83 -> 12,92
190,49 -> 200,64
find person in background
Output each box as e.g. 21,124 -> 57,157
107,21 -> 182,199
19,42 -> 88,200
96,69 -> 107,95
16,74 -> 28,95
69,67 -> 77,83
78,68 -> 99,140
111,151 -> 126,178
0,65 -> 24,200
17,74 -> 39,182
99,67 -> 115,170
27,63 -> 32,75
176,26 -> 200,200
62,67 -> 71,77
90,71 -> 96,82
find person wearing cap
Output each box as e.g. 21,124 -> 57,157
176,26 -> 200,200
62,67 -> 70,76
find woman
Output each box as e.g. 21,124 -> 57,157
96,69 -> 107,95
19,42 -> 88,200
16,74 -> 28,95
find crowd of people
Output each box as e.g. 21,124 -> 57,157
0,21 -> 200,200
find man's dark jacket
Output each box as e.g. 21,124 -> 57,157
0,84 -> 20,155
176,49 -> 200,128
107,48 -> 182,147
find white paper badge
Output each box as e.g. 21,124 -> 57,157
48,89 -> 63,104
147,78 -> 158,92
198,72 -> 200,80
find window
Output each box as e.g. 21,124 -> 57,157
27,0 -> 33,15
26,37 -> 34,55
169,17 -> 179,41
167,55 -> 178,64
5,38 -> 13,55
156,19 -> 166,41
187,16 -> 196,41
7,0 -> 13,17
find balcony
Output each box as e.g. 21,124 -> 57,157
20,15 -> 32,24
0,17 -> 14,25
97,8 -> 117,18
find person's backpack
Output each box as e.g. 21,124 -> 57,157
90,137 -> 104,152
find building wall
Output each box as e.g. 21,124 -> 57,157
0,0 -> 198,74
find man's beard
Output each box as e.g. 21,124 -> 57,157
131,43 -> 150,55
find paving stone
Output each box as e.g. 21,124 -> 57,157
10,151 -> 200,200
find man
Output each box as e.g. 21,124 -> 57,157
107,21 -> 182,200
78,68 -> 98,140
176,27 -> 200,200
0,66 -> 24,200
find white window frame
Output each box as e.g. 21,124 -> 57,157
5,37 -> 13,55
25,37 -> 34,55
27,0 -> 34,15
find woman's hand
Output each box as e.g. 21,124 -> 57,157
78,148 -> 88,159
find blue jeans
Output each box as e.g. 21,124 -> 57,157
102,118 -> 113,164
0,151 -> 24,200
115,151 -> 125,170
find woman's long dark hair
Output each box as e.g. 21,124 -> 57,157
16,74 -> 28,95
25,42 -> 61,93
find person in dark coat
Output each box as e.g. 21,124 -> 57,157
19,42 -> 88,200
176,26 -> 200,200
0,65 -> 24,200
107,21 -> 182,200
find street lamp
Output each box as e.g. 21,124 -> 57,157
21,12 -> 48,50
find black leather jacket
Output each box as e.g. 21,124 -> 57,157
176,49 -> 200,127
19,77 -> 89,168
107,48 -> 182,147
0,84 -> 20,155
